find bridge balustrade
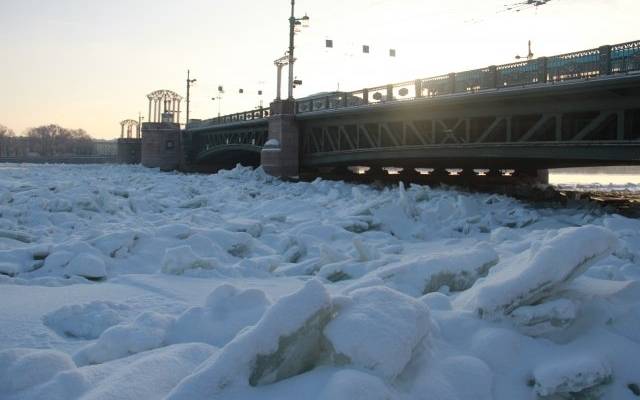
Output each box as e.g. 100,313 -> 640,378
391,81 -> 419,101
496,60 -> 543,87
366,85 -> 391,104
196,40 -> 640,124
189,107 -> 271,129
454,67 -> 497,93
421,74 -> 451,97
546,48 -> 601,81
347,90 -> 367,107
611,40 -> 640,73
291,39 -> 640,115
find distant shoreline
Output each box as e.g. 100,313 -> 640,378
551,166 -> 640,175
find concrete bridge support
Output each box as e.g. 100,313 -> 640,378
141,122 -> 182,171
261,100 -> 300,178
116,138 -> 141,164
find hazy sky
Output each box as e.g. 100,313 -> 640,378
1,0 -> 638,139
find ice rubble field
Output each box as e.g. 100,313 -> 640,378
1,164 -> 640,400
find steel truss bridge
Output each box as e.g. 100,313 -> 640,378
185,40 -> 640,173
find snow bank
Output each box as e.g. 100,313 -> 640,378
0,348 -> 76,394
165,284 -> 271,347
411,355 -> 494,400
324,286 -> 433,380
532,355 -> 612,397
374,244 -> 499,296
194,228 -> 255,257
0,246 -> 49,276
156,223 -> 192,239
509,298 -> 577,336
161,245 -> 218,275
73,312 -> 174,366
420,292 -> 452,311
166,280 -> 332,398
0,261 -> 21,276
318,369 -> 394,400
65,253 -> 107,279
78,343 -> 216,400
0,229 -> 33,244
4,343 -> 217,400
43,301 -> 131,339
318,259 -> 388,283
439,356 -> 494,400
43,250 -> 74,270
91,231 -> 139,258
454,226 -> 618,317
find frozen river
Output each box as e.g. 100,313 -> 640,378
0,164 -> 639,400
550,166 -> 640,190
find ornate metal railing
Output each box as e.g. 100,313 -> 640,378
611,40 -> 640,73
189,107 -> 271,128
194,39 -> 640,124
496,60 -> 543,87
421,74 -> 452,97
546,48 -> 601,81
294,39 -> 640,115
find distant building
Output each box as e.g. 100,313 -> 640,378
94,139 -> 117,156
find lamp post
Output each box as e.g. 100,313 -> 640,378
286,0 -> 309,100
186,70 -> 197,127
137,112 -> 144,139
212,85 -> 224,118
516,40 -> 534,61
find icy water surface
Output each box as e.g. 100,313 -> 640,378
551,166 -> 640,189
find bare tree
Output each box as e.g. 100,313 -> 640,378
0,124 -> 16,157
0,124 -> 98,157
24,125 -> 97,156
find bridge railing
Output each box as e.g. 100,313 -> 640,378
546,47 -> 601,81
195,39 -> 640,123
421,74 -> 452,97
496,60 -> 543,87
611,40 -> 640,73
295,39 -> 640,114
189,107 -> 271,128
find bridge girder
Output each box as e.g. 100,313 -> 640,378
182,75 -> 640,173
301,143 -> 640,170
299,76 -> 640,170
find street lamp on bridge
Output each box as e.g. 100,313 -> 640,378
286,0 -> 309,100
516,40 -> 534,61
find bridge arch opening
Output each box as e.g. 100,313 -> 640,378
192,144 -> 262,173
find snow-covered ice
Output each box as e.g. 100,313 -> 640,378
43,301 -> 131,340
324,286 -> 433,380
1,163 -> 640,399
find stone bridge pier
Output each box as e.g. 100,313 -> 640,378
261,99 -> 300,178
141,122 -> 182,171
139,89 -> 184,171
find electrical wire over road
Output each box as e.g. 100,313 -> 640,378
465,0 -> 557,24
503,0 -> 553,13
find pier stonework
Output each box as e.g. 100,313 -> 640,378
116,138 -> 142,164
261,99 -> 300,178
141,122 -> 182,171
